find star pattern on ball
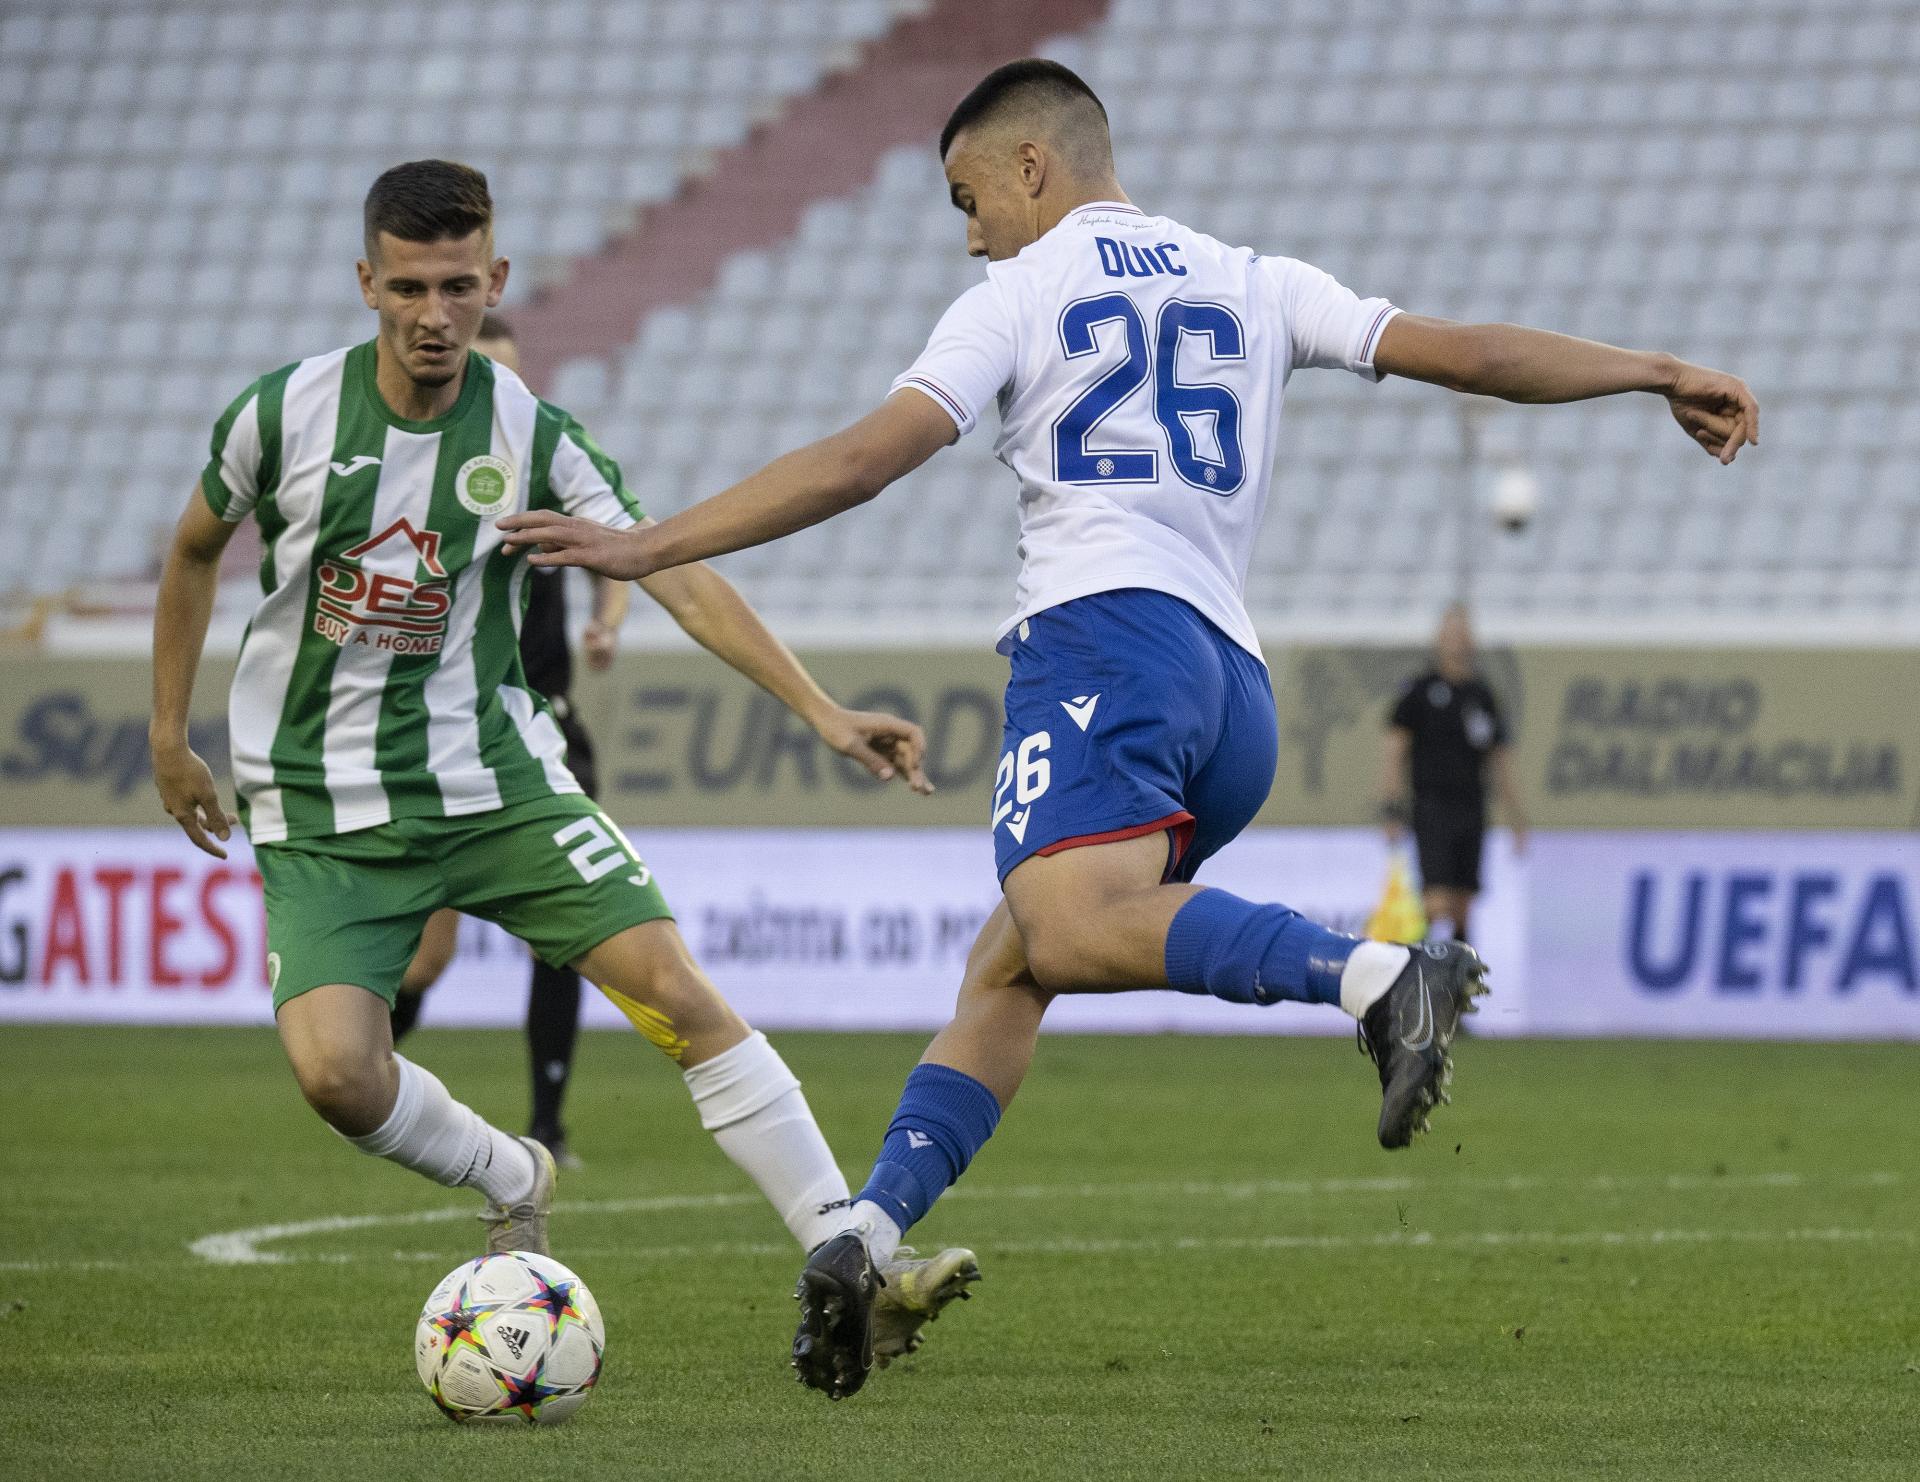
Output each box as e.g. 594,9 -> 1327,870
523,1271 -> 583,1332
430,1306 -> 480,1348
497,1363 -> 566,1420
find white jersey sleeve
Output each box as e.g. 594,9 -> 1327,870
546,411 -> 644,530
201,383 -> 266,522
1256,255 -> 1399,381
890,280 -> 1019,437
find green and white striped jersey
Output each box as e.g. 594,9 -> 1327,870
201,340 -> 641,843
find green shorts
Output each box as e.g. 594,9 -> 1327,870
256,794 -> 673,1011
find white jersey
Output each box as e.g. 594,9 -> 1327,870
892,201 -> 1398,658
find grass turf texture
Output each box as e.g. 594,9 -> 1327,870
2,1027 -> 1916,1480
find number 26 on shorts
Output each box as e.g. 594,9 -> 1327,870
992,731 -> 1053,834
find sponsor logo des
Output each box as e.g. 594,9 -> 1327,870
313,518 -> 451,655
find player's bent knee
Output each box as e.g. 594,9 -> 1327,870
289,1044 -> 391,1132
575,922 -> 747,1062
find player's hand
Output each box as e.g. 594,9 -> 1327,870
497,511 -> 658,579
1662,359 -> 1759,465
152,741 -> 238,859
582,619 -> 618,671
814,707 -> 933,795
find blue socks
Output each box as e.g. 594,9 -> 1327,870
853,1064 -> 1002,1235
1163,887 -> 1356,1005
849,895 -> 1360,1242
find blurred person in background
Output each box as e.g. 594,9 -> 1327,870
1380,604 -> 1529,945
388,313 -> 627,1169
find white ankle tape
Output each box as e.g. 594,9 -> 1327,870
1340,941 -> 1411,1020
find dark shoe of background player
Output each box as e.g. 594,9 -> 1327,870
529,1123 -> 584,1172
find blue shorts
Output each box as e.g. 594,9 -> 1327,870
992,589 -> 1279,883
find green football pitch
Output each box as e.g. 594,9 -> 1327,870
3,1026 -> 1915,1480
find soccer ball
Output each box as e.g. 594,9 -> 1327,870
414,1252 -> 606,1425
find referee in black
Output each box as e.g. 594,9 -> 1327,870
1379,604 -> 1528,946
388,314 -> 627,1169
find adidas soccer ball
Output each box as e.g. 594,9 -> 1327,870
414,1252 -> 606,1425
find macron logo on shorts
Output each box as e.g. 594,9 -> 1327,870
1060,694 -> 1101,731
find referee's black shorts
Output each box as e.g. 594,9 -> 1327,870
1411,796 -> 1486,893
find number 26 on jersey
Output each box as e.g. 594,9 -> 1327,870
1053,291 -> 1246,495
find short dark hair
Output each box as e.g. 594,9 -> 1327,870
363,159 -> 493,258
939,58 -> 1108,161
476,312 -> 515,343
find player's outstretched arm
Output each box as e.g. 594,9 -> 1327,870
637,548 -> 933,794
1374,315 -> 1759,465
498,390 -> 956,578
151,487 -> 242,858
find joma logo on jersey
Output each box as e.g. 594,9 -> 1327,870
313,517 -> 452,654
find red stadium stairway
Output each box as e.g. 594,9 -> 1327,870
512,0 -> 1112,388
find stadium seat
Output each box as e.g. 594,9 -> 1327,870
0,0 -> 930,607
0,0 -> 1911,643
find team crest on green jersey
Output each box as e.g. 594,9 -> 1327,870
455,454 -> 515,518
313,517 -> 452,655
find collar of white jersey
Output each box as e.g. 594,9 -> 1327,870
1063,200 -> 1146,223
1005,201 -> 1148,264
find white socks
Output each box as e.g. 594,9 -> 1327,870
683,1031 -> 855,1251
346,1054 -> 537,1206
1339,941 -> 1412,1020
850,1200 -> 904,1265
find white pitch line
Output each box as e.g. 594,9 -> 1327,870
184,1190 -> 764,1265
176,1168 -> 1910,1268
10,1223 -> 1919,1276
0,1259 -> 133,1273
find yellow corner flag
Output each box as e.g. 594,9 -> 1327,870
1365,848 -> 1428,944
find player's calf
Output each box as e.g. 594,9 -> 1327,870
277,984 -> 542,1225
580,922 -> 864,1251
